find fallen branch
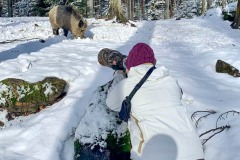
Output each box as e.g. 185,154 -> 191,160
216,110 -> 240,128
200,125 -> 230,145
27,59 -> 39,69
191,110 -> 216,127
64,127 -> 77,142
0,38 -> 45,44
195,112 -> 216,128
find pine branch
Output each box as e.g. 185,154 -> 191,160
216,110 -> 240,128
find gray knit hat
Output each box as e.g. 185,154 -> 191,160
98,48 -> 111,67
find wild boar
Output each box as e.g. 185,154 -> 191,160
49,5 -> 87,38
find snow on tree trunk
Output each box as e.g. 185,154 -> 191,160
88,0 -> 94,17
107,0 -> 128,23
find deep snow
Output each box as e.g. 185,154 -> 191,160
0,6 -> 240,160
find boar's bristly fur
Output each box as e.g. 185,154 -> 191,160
49,5 -> 87,39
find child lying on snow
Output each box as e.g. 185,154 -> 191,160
98,43 -> 204,160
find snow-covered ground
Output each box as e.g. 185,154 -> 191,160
0,6 -> 240,160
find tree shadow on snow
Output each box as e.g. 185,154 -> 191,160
0,36 -> 65,62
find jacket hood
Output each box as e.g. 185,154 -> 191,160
127,64 -> 169,80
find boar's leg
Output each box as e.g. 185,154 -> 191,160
53,29 -> 59,35
63,29 -> 68,37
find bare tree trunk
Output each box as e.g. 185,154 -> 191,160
222,0 -> 227,9
88,0 -> 94,17
173,0 -> 177,17
108,0 -> 128,23
207,0 -> 212,9
141,0 -> 145,19
0,0 -> 2,17
202,0 -> 205,15
127,0 -> 131,20
174,0 -> 176,6
231,0 -> 240,29
99,0 -> 101,16
7,0 -> 13,17
131,0 -> 134,20
164,0 -> 170,19
170,0 -> 174,18
137,0 -> 140,20
124,0 -> 127,18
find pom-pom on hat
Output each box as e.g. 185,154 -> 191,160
126,43 -> 156,70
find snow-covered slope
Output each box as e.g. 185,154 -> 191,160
0,7 -> 240,160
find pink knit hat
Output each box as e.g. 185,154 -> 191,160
126,43 -> 156,70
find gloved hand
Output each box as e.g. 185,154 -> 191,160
108,50 -> 127,71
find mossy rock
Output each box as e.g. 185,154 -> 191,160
0,77 -> 67,116
216,60 -> 240,77
74,131 -> 131,160
74,77 -> 131,160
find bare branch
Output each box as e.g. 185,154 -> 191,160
216,110 -> 240,128
195,113 -> 214,128
191,110 -> 216,126
201,125 -> 230,145
64,127 -> 76,142
0,38 -> 44,44
26,59 -> 38,69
